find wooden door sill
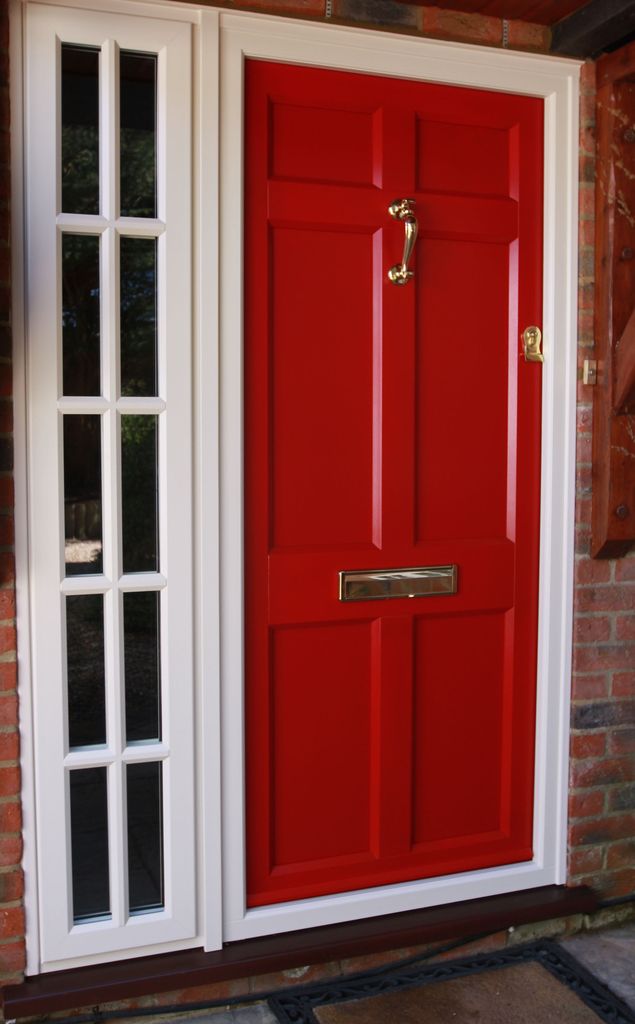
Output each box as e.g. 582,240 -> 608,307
3,885 -> 598,1019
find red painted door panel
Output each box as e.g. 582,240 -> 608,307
244,60 -> 543,908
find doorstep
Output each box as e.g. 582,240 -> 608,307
2,885 -> 598,1019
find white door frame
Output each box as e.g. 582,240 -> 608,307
218,11 -> 580,944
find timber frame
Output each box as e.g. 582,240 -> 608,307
593,43 -> 635,557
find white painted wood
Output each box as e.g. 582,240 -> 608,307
27,0 -> 203,20
24,2 -> 198,965
218,10 -> 580,943
54,215 -> 166,237
193,8 -> 224,955
60,575 -> 113,594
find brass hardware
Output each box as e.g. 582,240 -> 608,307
583,359 -> 597,385
339,565 -> 457,602
388,199 -> 418,286
523,325 -> 543,363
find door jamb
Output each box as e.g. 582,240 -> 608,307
218,10 -> 581,945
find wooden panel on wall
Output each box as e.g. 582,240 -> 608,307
593,44 -> 635,557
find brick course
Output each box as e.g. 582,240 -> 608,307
0,0 -> 22,991
568,67 -> 635,900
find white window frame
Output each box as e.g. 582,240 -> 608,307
14,0 -> 223,972
12,0 -> 579,975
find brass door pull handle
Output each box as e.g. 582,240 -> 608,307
388,198 -> 418,285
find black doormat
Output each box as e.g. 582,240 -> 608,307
267,940 -> 635,1024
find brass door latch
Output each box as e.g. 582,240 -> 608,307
523,325 -> 544,363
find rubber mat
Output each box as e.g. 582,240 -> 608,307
268,941 -> 635,1024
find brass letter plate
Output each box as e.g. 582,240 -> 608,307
339,565 -> 457,602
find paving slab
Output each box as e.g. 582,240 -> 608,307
177,1006 -> 277,1024
560,923 -> 635,1011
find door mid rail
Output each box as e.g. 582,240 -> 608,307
339,565 -> 458,601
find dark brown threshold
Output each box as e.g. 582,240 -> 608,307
3,885 -> 598,1019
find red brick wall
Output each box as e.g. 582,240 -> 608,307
568,60 -> 635,902
222,0 -> 552,51
0,0 -> 632,996
0,0 -> 26,992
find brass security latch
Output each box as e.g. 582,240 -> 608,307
523,326 -> 544,363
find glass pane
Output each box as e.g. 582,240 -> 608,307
120,52 -> 157,219
62,45 -> 99,215
124,592 -> 161,742
64,415 -> 103,575
120,237 -> 157,397
121,415 -> 158,573
62,235 -> 101,396
127,762 -> 163,913
70,767 -> 110,921
66,595 -> 106,747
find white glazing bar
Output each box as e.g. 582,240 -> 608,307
116,397 -> 166,415
63,770 -> 76,934
101,35 -> 125,930
57,214 -> 109,233
111,757 -> 127,924
61,575 -> 112,595
122,743 -> 169,762
118,572 -> 166,592
115,217 -> 165,237
65,748 -> 117,769
101,38 -> 116,224
58,397 -> 110,414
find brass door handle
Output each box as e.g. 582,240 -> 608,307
388,198 -> 418,285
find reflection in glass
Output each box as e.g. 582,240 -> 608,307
62,45 -> 100,215
127,762 -> 163,913
120,52 -> 157,219
66,595 -> 106,748
63,235 -> 101,396
64,415 -> 103,576
70,767 -> 110,921
124,592 -> 161,742
122,415 -> 158,573
120,238 -> 157,397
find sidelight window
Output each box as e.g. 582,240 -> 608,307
25,4 -> 195,966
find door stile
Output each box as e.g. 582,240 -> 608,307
372,106 -> 417,861
509,102 -> 544,859
380,107 -> 417,553
243,65 -> 274,899
371,616 -> 415,858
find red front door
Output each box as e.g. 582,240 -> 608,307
244,60 -> 543,909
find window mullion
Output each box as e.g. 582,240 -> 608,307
101,35 -> 126,929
